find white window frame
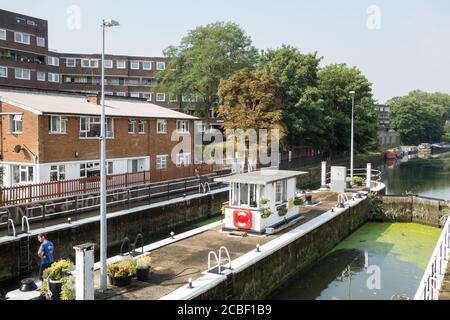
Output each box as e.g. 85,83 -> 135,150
130,92 -> 140,98
128,120 -> 136,134
48,73 -> 60,83
104,59 -> 113,69
37,71 -> 45,81
81,59 -> 98,68
14,32 -> 30,45
79,117 -> 114,139
156,155 -> 168,170
156,93 -> 166,102
9,114 -> 23,133
116,92 -> 126,97
66,58 -> 77,67
0,66 -> 7,78
80,162 -> 101,178
156,61 -> 166,70
130,61 -> 140,70
36,37 -> 45,47
50,165 -> 66,182
142,61 -> 152,70
176,153 -> 191,167
116,60 -> 126,69
176,120 -> 189,133
47,56 -> 59,66
138,120 -> 146,134
142,92 -> 152,100
50,115 -> 67,134
15,68 -> 31,80
12,165 -> 34,184
0,29 -> 6,41
157,120 -> 167,134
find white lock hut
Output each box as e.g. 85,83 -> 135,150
215,170 -> 308,234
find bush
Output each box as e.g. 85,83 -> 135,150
107,258 -> 137,278
61,276 -> 75,300
136,256 -> 152,270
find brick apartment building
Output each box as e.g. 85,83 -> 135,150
0,89 -> 210,188
0,9 -> 177,109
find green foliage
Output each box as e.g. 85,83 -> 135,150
107,258 -> 137,278
61,276 -> 75,300
258,45 -> 323,147
316,64 -> 379,153
136,256 -> 152,270
294,198 -> 305,206
155,21 -> 258,117
277,205 -> 288,217
40,259 -> 73,296
367,192 -> 383,216
260,197 -> 269,205
217,68 -> 285,137
353,176 -> 364,185
261,208 -> 272,219
389,90 -> 450,145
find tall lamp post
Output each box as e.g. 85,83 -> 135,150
99,18 -> 120,293
349,91 -> 355,186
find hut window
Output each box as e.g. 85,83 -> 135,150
240,183 -> 249,206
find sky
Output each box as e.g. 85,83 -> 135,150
0,0 -> 449,103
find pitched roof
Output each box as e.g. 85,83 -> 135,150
0,90 -> 198,120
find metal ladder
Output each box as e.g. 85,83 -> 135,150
18,236 -> 31,274
225,275 -> 233,300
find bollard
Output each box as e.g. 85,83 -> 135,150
321,161 -> 329,189
74,243 -> 95,300
366,163 -> 372,190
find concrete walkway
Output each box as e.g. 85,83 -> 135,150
93,191 -> 349,300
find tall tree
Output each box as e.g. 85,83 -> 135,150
258,45 -> 322,147
217,69 -> 284,135
389,90 -> 449,145
155,22 -> 258,118
316,64 -> 379,153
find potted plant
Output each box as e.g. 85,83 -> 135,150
41,259 -> 73,300
260,197 -> 269,207
353,176 -> 364,187
107,258 -> 137,287
277,205 -> 288,217
294,197 -> 305,206
136,256 -> 152,282
261,208 -> 272,219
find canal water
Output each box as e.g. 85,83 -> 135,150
272,153 -> 450,300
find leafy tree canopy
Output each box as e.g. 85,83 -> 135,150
155,22 -> 259,118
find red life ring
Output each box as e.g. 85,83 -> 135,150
233,210 -> 252,230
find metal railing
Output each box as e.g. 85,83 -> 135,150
325,168 -> 382,184
414,214 -> 450,300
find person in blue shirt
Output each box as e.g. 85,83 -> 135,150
37,234 -> 54,281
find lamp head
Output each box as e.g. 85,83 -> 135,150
349,91 -> 356,95
103,19 -> 120,27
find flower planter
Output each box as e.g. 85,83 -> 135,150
47,279 -> 63,300
109,276 -> 132,287
136,268 -> 150,282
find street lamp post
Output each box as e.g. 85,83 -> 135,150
99,18 -> 119,293
349,91 -> 355,186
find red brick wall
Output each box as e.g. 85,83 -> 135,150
0,101 -> 40,163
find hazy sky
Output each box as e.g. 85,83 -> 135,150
1,0 -> 449,103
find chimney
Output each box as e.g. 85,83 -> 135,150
86,94 -> 101,105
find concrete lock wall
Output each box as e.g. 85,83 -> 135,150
378,196 -> 450,227
195,198 -> 370,300
0,191 -> 228,284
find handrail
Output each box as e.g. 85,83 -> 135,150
133,233 -> 144,256
218,246 -> 232,271
21,216 -> 30,233
207,251 -> 221,274
7,219 -> 16,237
120,237 -> 131,257
414,214 -> 450,300
337,193 -> 349,207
